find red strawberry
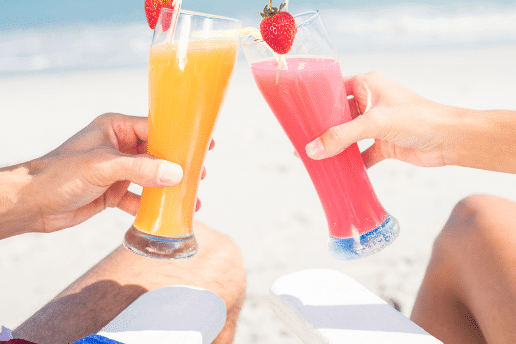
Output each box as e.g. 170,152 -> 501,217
145,0 -> 175,30
259,2 -> 297,54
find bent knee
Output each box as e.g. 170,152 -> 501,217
194,221 -> 240,250
193,221 -> 244,266
446,194 -> 513,236
192,221 -> 246,301
433,194 -> 516,258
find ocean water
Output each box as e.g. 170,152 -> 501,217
1,1 -> 516,74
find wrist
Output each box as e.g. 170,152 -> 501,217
442,107 -> 516,173
0,161 -> 43,239
439,105 -> 473,167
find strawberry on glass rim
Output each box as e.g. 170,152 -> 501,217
259,1 -> 297,54
145,0 -> 181,31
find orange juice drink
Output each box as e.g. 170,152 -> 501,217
133,40 -> 237,238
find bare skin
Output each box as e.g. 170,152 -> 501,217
0,113 -> 213,239
411,195 -> 516,344
305,72 -> 516,173
1,114 -> 244,343
13,221 -> 246,344
304,72 -> 516,343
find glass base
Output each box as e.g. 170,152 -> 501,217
328,214 -> 400,260
123,225 -> 198,260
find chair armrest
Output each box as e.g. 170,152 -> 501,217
270,269 -> 442,344
97,285 -> 226,344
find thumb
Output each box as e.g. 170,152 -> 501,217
95,151 -> 183,188
305,114 -> 374,160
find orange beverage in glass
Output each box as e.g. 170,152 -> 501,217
124,9 -> 241,259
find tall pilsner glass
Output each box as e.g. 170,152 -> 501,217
241,11 -> 399,260
124,9 -> 241,259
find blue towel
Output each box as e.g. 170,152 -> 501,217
72,334 -> 124,344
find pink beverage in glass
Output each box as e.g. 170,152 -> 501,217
243,10 -> 399,259
251,58 -> 387,238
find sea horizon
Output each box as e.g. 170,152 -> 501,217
1,1 -> 516,75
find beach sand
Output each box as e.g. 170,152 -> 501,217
1,43 -> 516,343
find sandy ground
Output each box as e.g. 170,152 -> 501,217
1,43 -> 516,343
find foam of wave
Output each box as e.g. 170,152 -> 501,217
1,3 -> 516,74
323,3 -> 516,51
0,24 -> 152,74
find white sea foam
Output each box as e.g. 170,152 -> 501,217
0,24 -> 152,74
323,3 -> 516,51
1,3 -> 516,74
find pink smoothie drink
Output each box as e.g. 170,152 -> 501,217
251,57 -> 386,238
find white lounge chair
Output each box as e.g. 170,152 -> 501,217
3,269 -> 443,343
90,269 -> 441,344
270,269 -> 443,344
0,286 -> 226,344
93,285 -> 226,344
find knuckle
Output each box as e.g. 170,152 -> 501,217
354,73 -> 369,85
99,112 -> 118,120
357,71 -> 383,91
327,125 -> 347,144
111,118 -> 137,146
93,113 -> 112,125
93,113 -> 123,129
364,70 -> 383,80
354,72 -> 374,88
128,156 -> 149,179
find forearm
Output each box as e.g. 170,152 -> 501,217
0,162 -> 41,239
444,108 -> 516,174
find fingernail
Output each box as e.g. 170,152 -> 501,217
158,161 -> 183,185
306,138 -> 325,158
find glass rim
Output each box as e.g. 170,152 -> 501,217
241,10 -> 319,46
160,8 -> 242,23
293,10 -> 320,29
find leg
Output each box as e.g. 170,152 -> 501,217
13,221 -> 246,344
411,195 -> 516,344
